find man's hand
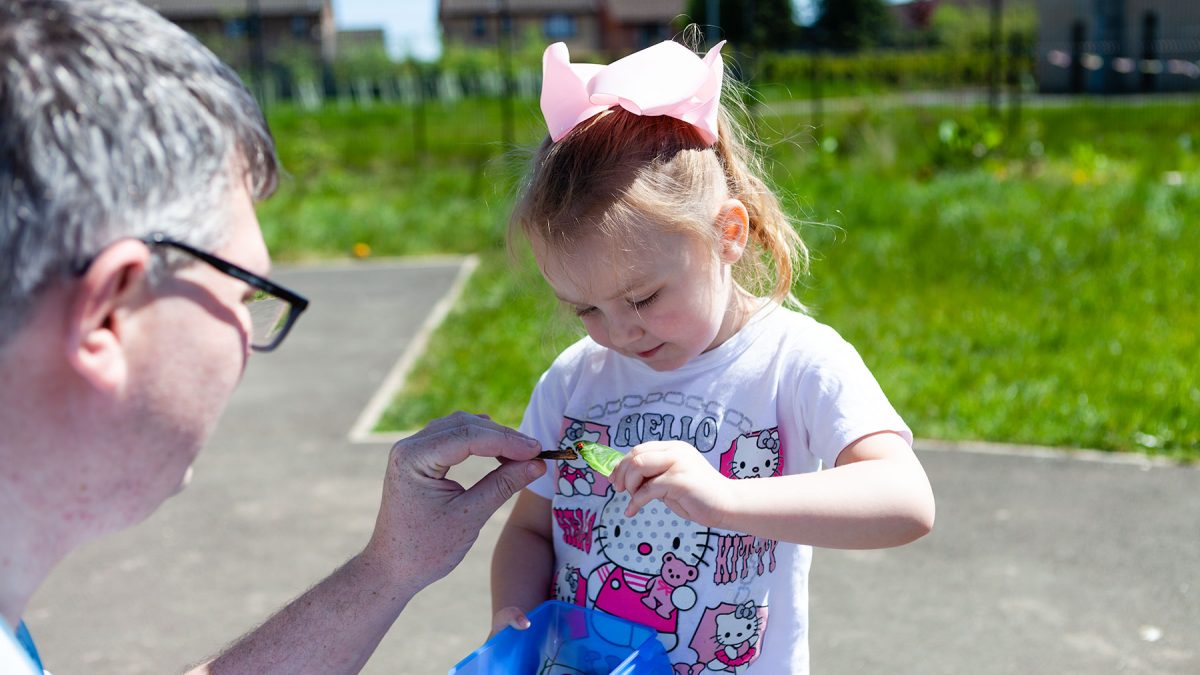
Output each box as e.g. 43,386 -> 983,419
363,412 -> 546,594
188,413 -> 544,674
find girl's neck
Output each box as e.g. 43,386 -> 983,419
707,284 -> 760,354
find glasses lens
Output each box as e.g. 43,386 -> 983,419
247,292 -> 290,349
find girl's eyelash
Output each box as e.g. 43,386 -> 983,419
631,291 -> 659,310
570,291 -> 657,316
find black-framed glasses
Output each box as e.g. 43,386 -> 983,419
141,233 -> 309,352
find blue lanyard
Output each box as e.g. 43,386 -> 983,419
15,621 -> 43,672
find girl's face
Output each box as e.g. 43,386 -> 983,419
534,215 -> 750,372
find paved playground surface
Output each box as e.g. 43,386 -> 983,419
25,259 -> 1199,674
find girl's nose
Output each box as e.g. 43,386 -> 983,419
607,312 -> 644,349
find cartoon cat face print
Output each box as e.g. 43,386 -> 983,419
552,564 -> 582,603
714,602 -> 762,648
728,430 -> 780,479
595,489 -> 713,575
561,423 -> 600,469
558,422 -> 603,497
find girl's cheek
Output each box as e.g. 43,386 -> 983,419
581,315 -> 608,346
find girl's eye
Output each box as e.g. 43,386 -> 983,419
630,291 -> 659,310
575,306 -> 597,317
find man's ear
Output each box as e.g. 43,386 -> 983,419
65,240 -> 153,393
717,198 -> 750,264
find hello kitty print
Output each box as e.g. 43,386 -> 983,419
548,412 -> 784,672
719,429 -> 783,480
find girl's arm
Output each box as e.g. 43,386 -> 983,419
490,489 -> 555,634
614,432 -> 934,550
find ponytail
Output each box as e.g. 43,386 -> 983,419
713,103 -> 808,308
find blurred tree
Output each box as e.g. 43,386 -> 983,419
686,0 -> 802,50
813,0 -> 895,50
931,1 -> 1036,53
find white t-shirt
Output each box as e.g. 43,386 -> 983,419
521,304 -> 912,674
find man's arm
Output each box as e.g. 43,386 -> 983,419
188,413 -> 546,674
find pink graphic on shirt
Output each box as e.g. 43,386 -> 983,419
718,428 -> 783,480
554,506 -> 597,553
551,563 -> 587,606
555,418 -> 612,497
712,533 -> 778,585
687,601 -> 768,674
593,564 -> 673,632
585,489 -> 713,653
641,552 -> 699,619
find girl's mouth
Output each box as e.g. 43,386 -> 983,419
637,344 -> 663,358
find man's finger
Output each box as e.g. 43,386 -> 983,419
399,424 -> 540,476
460,460 -> 546,520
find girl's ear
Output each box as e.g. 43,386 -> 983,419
717,198 -> 750,264
65,240 -> 153,394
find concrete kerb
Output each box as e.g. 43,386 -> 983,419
346,253 -> 479,445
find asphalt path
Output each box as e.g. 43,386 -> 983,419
25,259 -> 1199,674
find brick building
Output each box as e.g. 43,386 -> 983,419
141,0 -> 336,71
1036,0 -> 1200,92
438,0 -> 687,58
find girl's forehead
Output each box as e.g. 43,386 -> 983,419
534,228 -> 702,299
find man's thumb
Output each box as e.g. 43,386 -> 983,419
466,460 -> 545,514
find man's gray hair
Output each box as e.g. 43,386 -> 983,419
0,0 -> 279,345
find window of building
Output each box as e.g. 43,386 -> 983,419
225,18 -> 247,39
292,16 -> 310,38
544,14 -> 576,39
473,15 -> 487,38
636,23 -> 666,49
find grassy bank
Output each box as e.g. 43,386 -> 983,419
260,100 -> 1199,460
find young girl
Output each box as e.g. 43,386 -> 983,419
491,39 -> 935,673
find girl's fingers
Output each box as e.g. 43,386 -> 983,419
491,606 -> 531,636
616,449 -> 672,495
625,479 -> 668,517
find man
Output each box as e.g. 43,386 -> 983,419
0,1 -> 546,672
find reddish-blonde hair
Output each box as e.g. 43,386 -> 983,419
510,79 -> 807,306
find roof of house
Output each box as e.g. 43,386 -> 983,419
141,0 -> 329,19
604,0 -> 686,23
439,0 -> 597,15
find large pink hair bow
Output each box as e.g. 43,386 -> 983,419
540,40 -> 726,145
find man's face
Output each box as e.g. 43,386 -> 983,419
98,174 -> 270,528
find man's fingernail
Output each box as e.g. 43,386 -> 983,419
527,462 -> 544,479
526,438 -> 540,447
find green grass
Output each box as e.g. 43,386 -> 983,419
260,99 -> 1200,461
257,101 -> 546,260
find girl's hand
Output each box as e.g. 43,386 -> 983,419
489,605 -> 531,638
608,441 -> 733,528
